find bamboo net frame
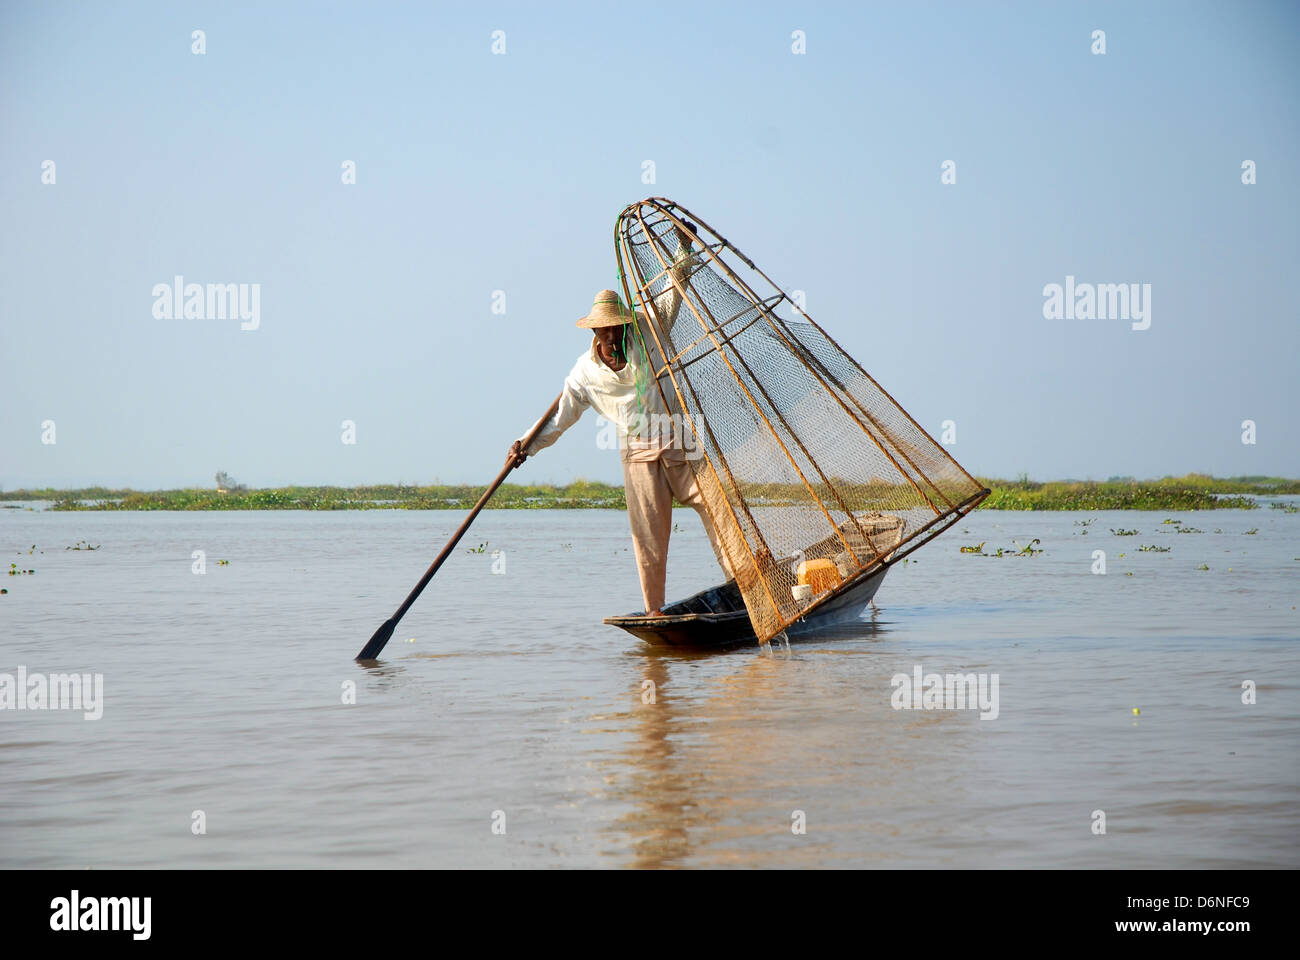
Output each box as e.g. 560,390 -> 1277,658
614,197 -> 988,642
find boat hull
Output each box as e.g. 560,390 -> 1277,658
604,564 -> 889,649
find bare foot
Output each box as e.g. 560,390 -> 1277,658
646,609 -> 666,618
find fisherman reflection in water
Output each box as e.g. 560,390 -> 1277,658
507,221 -> 733,616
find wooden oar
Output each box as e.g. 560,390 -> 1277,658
355,395 -> 562,660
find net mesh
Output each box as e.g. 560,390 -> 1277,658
616,198 -> 988,642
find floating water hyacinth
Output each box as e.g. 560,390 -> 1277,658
960,539 -> 1042,557
1111,528 -> 1139,536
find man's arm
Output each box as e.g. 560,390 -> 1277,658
507,367 -> 589,466
646,221 -> 700,341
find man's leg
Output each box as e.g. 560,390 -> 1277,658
663,456 -> 735,580
622,456 -> 674,613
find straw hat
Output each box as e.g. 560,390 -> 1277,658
577,289 -> 642,328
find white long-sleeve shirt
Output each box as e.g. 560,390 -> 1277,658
520,245 -> 699,463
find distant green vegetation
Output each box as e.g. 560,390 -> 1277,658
0,474 -> 1295,511
4,481 -> 628,511
972,474 -> 1297,511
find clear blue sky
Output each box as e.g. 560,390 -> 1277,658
2,0 -> 1296,489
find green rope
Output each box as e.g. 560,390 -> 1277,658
614,211 -> 679,444
617,267 -> 653,440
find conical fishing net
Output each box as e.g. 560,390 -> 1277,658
615,198 -> 989,642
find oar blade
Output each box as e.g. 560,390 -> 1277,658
356,618 -> 398,661
350,395 -> 562,662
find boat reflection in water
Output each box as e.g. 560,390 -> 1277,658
604,608 -> 890,869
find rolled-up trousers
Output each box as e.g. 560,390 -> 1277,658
621,449 -> 734,613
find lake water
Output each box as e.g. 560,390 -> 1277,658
1,501 -> 1297,868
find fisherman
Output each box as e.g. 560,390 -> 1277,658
507,220 -> 734,617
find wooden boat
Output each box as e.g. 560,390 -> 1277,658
604,563 -> 890,649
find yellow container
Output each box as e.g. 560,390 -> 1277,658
796,558 -> 841,593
